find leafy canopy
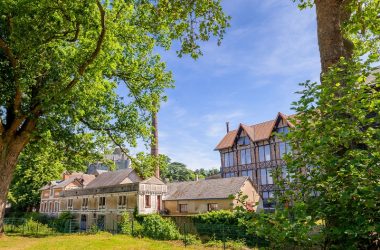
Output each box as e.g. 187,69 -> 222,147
0,0 -> 230,158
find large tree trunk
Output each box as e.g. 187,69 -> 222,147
0,141 -> 26,237
315,0 -> 353,74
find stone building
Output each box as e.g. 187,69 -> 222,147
215,112 -> 294,210
59,169 -> 166,230
163,177 -> 259,215
39,173 -> 95,217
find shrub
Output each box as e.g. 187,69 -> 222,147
23,218 -> 56,235
192,210 -> 257,245
140,214 -> 181,240
181,234 -> 201,246
53,212 -> 78,233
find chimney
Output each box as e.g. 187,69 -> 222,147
62,172 -> 71,180
226,122 -> 230,133
151,107 -> 160,179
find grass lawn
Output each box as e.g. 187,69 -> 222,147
0,233 -> 203,250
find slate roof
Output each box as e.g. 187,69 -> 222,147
163,177 -> 250,201
215,112 -> 295,150
85,168 -> 142,188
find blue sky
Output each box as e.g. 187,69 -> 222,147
134,0 -> 321,170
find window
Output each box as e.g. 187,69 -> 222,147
282,166 -> 294,182
55,202 -> 59,212
279,142 -> 292,158
68,199 -> 73,210
262,191 -> 275,209
145,195 -> 151,208
277,126 -> 289,134
223,152 -> 234,167
179,204 -> 188,213
241,170 -> 253,177
82,198 -> 88,210
258,145 -> 271,162
260,168 -> 273,185
238,136 -> 250,145
240,148 -> 251,165
207,203 -> 218,211
118,195 -> 127,208
99,197 -> 106,209
225,172 -> 235,178
50,188 -> 54,197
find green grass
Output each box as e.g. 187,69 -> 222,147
0,232 -> 204,250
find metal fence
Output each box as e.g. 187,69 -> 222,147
4,217 -> 265,249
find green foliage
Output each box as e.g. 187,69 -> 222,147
0,0 -> 229,151
161,161 -> 195,182
193,210 -> 239,225
193,210 -> 258,246
9,132 -> 104,211
140,214 -> 181,240
181,234 -> 201,246
277,59 -> 380,249
88,224 -> 101,235
203,238 -> 246,250
132,153 -> 169,179
119,212 -> 133,235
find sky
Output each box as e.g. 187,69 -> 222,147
133,0 -> 321,170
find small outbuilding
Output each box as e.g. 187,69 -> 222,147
163,177 -> 259,215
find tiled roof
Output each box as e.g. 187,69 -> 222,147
54,174 -> 95,188
39,180 -> 60,191
215,112 -> 295,150
163,177 -> 250,201
85,168 -> 141,188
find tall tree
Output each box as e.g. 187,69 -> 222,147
0,0 -> 229,235
161,162 -> 195,182
266,1 -> 380,248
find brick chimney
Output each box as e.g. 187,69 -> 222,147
62,171 -> 71,180
151,109 -> 160,179
226,122 -> 230,133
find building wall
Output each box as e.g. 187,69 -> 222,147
219,118 -> 290,209
164,199 -> 233,215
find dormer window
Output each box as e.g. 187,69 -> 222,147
237,136 -> 250,146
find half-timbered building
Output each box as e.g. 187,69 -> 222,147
215,112 -> 295,210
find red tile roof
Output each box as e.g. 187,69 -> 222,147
215,112 -> 294,150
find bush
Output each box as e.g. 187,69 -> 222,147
53,212 -> 78,233
181,234 -> 201,246
140,214 -> 181,240
192,210 -> 257,245
204,238 -> 247,250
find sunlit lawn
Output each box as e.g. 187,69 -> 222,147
0,232 -> 203,250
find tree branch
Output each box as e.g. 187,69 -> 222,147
65,1 -> 106,92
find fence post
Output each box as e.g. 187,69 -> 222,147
222,224 -> 226,250
131,217 -> 134,236
184,223 -> 187,248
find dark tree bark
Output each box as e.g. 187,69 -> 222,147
0,137 -> 31,237
315,0 -> 353,74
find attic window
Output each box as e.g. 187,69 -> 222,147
277,127 -> 289,134
238,136 -> 250,145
